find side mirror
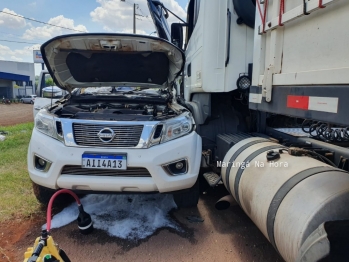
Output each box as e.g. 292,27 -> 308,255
171,23 -> 184,49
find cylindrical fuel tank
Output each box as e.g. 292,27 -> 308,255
221,137 -> 349,262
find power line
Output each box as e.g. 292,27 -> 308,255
0,10 -> 87,33
0,39 -> 40,45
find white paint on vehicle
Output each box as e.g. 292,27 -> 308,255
43,194 -> 181,240
308,97 -> 339,113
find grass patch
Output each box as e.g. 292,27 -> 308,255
0,122 -> 42,222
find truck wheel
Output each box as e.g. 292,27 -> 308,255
173,179 -> 200,208
32,182 -> 75,206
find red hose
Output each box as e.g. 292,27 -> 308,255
46,189 -> 81,232
279,0 -> 285,26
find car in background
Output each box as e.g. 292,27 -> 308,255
20,95 -> 37,104
42,86 -> 65,98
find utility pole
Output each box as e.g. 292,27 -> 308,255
121,0 -> 140,34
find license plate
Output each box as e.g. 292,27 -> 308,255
82,153 -> 127,170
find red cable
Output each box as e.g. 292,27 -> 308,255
279,0 -> 285,26
46,189 -> 81,232
257,0 -> 264,22
262,0 -> 269,33
319,0 -> 325,8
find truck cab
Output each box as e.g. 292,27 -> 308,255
148,0 -> 256,156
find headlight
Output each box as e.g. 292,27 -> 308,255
35,110 -> 60,140
160,112 -> 194,143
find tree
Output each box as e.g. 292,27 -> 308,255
45,78 -> 54,87
35,75 -> 39,89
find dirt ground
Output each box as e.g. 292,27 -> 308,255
0,188 -> 283,262
0,103 -> 33,126
0,104 -> 283,262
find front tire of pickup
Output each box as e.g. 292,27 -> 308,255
32,182 -> 76,206
173,179 -> 200,208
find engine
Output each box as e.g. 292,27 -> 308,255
49,103 -> 178,121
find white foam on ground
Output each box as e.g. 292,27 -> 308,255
43,194 -> 180,240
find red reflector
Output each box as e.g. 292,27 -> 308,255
287,95 -> 309,110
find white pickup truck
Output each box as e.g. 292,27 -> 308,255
28,34 -> 202,208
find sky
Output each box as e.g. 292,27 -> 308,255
0,0 -> 188,75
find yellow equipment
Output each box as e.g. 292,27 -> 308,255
23,230 -> 69,262
23,189 -> 93,262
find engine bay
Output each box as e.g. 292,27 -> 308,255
49,102 -> 180,121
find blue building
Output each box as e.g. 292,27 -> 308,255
0,60 -> 35,99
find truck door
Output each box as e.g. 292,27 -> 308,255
147,0 -> 171,41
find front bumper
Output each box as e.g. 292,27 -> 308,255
28,129 -> 202,193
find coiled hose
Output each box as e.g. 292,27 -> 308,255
302,120 -> 349,142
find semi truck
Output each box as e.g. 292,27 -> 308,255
27,0 -> 349,260
147,0 -> 349,261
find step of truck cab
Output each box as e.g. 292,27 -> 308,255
203,172 -> 222,187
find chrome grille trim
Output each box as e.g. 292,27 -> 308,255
61,165 -> 151,177
73,123 -> 143,147
59,118 -> 160,148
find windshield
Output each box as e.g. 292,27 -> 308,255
76,86 -> 162,96
42,86 -> 66,98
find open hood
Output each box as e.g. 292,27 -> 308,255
40,33 -> 185,93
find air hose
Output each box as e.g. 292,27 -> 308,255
301,120 -> 349,142
24,189 -> 93,262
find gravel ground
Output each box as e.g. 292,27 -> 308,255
0,103 -> 33,126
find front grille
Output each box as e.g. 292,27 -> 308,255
73,123 -> 143,147
61,165 -> 151,177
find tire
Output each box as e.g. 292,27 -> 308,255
173,179 -> 200,208
21,99 -> 24,103
32,182 -> 75,206
30,100 -> 34,104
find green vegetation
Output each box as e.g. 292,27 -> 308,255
45,77 -> 54,87
0,123 -> 42,222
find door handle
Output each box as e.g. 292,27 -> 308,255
226,8 -> 232,67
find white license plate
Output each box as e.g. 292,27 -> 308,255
82,153 -> 127,170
